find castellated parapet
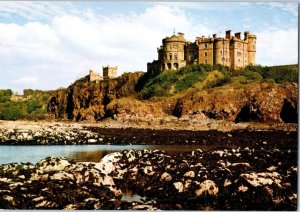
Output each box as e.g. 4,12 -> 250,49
89,70 -> 102,82
80,66 -> 118,83
147,30 -> 256,76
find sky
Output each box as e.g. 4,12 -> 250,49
0,1 -> 298,93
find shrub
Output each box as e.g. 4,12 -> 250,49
0,89 -> 12,103
204,75 -> 231,89
175,72 -> 204,92
27,100 -> 42,114
0,102 -> 25,120
242,70 -> 263,81
268,65 -> 298,83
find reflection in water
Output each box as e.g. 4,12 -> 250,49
0,144 -> 238,164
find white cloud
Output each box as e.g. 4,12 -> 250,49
256,27 -> 298,66
267,2 -> 298,16
0,2 -> 298,93
10,77 -> 38,85
0,1 -> 69,21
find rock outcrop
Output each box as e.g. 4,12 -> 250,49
48,72 -> 142,121
48,75 -> 298,124
0,144 -> 297,210
171,82 -> 298,123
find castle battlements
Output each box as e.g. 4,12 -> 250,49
86,65 -> 118,83
147,30 -> 257,76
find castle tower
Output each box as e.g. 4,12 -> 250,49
196,36 -> 214,65
160,32 -> 186,71
103,65 -> 118,79
89,69 -> 101,82
213,37 -> 230,67
246,32 -> 257,65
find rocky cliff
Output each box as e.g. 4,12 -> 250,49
48,72 -> 142,121
48,72 -> 297,124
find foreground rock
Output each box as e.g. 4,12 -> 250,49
0,144 -> 297,210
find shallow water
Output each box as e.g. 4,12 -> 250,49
0,144 -> 235,164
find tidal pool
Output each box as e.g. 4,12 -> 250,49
0,144 -> 233,164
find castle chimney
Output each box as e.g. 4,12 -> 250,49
213,34 -> 216,39
178,32 -> 184,39
244,31 -> 249,40
225,30 -> 231,39
235,32 -> 241,39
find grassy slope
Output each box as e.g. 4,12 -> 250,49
140,64 -> 298,100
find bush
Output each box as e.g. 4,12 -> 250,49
175,72 -> 204,92
0,102 -> 25,120
0,89 -> 12,103
268,65 -> 298,83
243,64 -> 298,83
242,70 -> 263,81
27,100 -> 42,114
204,75 -> 231,89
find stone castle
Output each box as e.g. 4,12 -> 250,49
147,30 -> 256,75
86,65 -> 118,83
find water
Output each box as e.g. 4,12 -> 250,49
0,144 -> 222,164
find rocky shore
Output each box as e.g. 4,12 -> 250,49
0,120 -> 297,145
0,120 -> 297,209
0,144 -> 297,210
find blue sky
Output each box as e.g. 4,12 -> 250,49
0,1 -> 298,93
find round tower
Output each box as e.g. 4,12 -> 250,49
213,38 -> 230,67
247,34 -> 257,65
161,32 -> 186,71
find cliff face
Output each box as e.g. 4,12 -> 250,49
171,82 -> 298,123
48,73 -> 297,124
48,73 -> 142,121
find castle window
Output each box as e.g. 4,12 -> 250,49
253,45 -> 255,49
165,54 -> 167,60
174,63 -> 179,70
238,59 -> 240,63
204,52 -> 207,57
174,45 -> 177,49
220,50 -> 223,55
169,54 -> 172,60
174,54 -> 178,60
205,43 -> 208,48
237,51 -> 242,57
237,43 -> 241,48
204,59 -> 207,64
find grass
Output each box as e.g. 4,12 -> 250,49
140,64 -> 298,99
0,89 -> 55,120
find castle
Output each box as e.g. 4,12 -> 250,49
147,30 -> 256,76
87,65 -> 118,83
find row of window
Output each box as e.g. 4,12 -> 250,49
164,51 -> 255,61
237,52 -> 255,57
164,53 -> 179,60
236,43 -> 255,49
167,45 -> 179,50
237,59 -> 248,64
